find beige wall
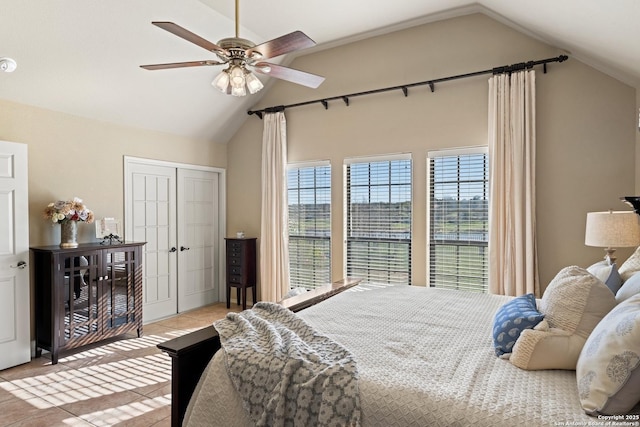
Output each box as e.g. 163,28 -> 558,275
0,98 -> 227,247
6,12 -> 633,297
227,13 -> 637,294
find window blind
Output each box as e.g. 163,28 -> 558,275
345,156 -> 411,285
287,163 -> 331,289
428,149 -> 489,292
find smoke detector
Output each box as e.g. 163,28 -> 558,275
0,58 -> 17,73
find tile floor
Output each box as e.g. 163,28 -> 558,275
0,303 -> 241,427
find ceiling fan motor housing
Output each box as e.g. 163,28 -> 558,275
217,37 -> 262,60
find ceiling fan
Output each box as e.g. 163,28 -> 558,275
140,0 -> 325,96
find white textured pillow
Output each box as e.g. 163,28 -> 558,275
510,266 -> 617,371
586,261 -> 622,294
510,326 -> 585,370
541,266 -> 617,339
619,246 -> 640,282
576,293 -> 640,415
617,272 -> 640,303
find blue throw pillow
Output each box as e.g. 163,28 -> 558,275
492,293 -> 544,357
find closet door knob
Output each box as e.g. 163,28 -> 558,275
169,247 -> 177,253
180,246 -> 190,251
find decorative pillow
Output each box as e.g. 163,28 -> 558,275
540,266 -> 616,339
617,272 -> 640,303
586,260 -> 623,294
576,293 -> 640,415
492,293 -> 544,358
510,326 -> 587,370
510,266 -> 617,370
619,246 -> 640,282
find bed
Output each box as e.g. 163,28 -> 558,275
159,272 -> 640,427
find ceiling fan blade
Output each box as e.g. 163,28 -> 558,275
140,60 -> 224,70
152,22 -> 228,56
247,31 -> 316,60
253,62 -> 324,88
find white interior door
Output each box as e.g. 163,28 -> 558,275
177,169 -> 219,312
0,140 -> 30,370
126,161 -> 177,323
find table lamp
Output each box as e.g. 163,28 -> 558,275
585,210 -> 640,264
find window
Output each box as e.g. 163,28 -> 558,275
428,148 -> 489,292
287,163 -> 331,289
345,155 -> 412,285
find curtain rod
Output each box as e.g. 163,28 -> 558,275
247,54 -> 568,119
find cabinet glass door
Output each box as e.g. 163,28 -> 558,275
61,252 -> 100,343
104,248 -> 137,328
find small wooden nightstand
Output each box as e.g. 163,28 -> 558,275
225,237 -> 257,310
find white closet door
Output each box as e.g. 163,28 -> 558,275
126,157 -> 225,322
0,141 -> 30,369
126,162 -> 178,323
177,169 -> 219,312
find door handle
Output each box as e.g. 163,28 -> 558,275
180,246 -> 190,251
169,247 -> 177,253
10,261 -> 27,269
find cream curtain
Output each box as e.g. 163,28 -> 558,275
488,70 -> 540,296
260,111 -> 290,302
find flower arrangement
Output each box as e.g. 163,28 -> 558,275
44,197 -> 94,224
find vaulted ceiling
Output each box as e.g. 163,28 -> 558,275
0,1 -> 637,144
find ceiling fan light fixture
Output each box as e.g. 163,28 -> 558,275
211,69 -> 230,92
229,65 -> 246,88
245,71 -> 263,94
231,85 -> 246,97
212,64 -> 261,96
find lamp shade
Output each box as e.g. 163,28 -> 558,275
585,211 -> 640,248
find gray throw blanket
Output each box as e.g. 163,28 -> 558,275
214,302 -> 361,427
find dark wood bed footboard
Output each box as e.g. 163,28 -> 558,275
157,326 -> 221,427
157,278 -> 361,427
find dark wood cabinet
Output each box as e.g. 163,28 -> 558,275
31,242 -> 145,364
225,238 -> 256,310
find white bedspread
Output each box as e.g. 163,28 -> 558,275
185,286 -> 594,427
